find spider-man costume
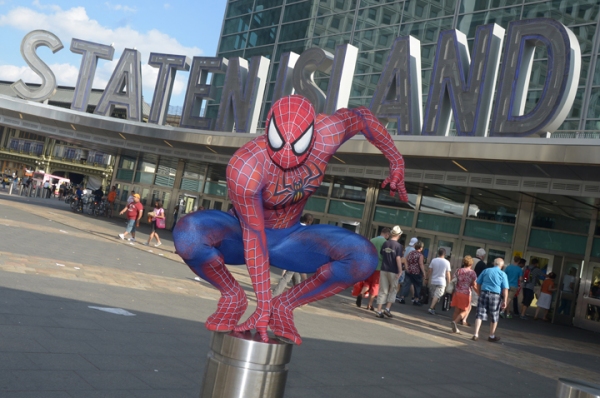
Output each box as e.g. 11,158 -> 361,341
174,95 -> 408,345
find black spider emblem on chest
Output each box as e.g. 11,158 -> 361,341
272,162 -> 324,208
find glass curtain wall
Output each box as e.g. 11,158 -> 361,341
218,0 -> 600,134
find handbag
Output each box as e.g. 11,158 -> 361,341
155,209 -> 166,229
445,272 -> 457,294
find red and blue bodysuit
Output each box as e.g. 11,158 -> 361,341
174,95 -> 408,345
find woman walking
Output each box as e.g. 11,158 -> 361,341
450,255 -> 478,333
145,200 -> 165,247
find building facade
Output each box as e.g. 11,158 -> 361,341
0,0 -> 599,332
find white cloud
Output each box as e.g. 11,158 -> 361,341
164,3 -> 171,10
104,2 -> 137,13
32,0 -> 61,12
0,63 -> 80,86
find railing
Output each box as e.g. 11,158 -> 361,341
52,145 -> 111,166
7,139 -> 43,155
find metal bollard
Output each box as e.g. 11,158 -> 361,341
557,379 -> 600,398
200,331 -> 293,398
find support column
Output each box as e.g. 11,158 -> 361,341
513,193 -> 536,256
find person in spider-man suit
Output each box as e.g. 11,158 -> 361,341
174,95 -> 408,345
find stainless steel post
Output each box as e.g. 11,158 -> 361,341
557,379 -> 600,398
200,331 -> 293,398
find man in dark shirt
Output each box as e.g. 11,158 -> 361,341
375,225 -> 404,319
474,248 -> 490,276
93,186 -> 104,203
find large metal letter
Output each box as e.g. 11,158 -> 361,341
370,36 -> 423,135
94,49 -> 143,121
292,48 -> 334,114
490,18 -> 581,137
11,30 -> 63,102
215,56 -> 270,134
423,24 -> 504,136
180,57 -> 226,130
70,39 -> 115,112
148,53 -> 191,125
272,52 -> 299,104
323,44 -> 358,114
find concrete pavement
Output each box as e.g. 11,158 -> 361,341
1,190 -> 599,397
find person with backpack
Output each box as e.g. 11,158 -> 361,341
519,258 -> 544,319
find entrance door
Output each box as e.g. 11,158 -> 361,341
415,234 -> 457,267
574,262 -> 600,332
182,194 -> 198,216
201,197 -> 225,211
460,241 -> 510,270
553,257 -> 582,325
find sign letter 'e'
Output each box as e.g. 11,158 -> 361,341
216,56 -> 270,134
70,39 -> 115,112
370,36 -> 423,135
11,30 -> 64,102
94,49 -> 143,121
490,18 -> 581,137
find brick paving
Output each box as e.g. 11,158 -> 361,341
1,190 -> 599,397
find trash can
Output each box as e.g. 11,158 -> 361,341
200,331 -> 293,398
557,379 -> 600,398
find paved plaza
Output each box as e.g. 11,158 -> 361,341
0,191 -> 599,397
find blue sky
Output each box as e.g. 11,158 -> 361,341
0,0 -> 227,107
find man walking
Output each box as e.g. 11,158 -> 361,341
427,248 -> 451,315
474,248 -> 489,276
520,258 -> 544,319
375,226 -> 403,319
501,256 -> 523,318
355,227 -> 391,310
472,258 -> 509,342
118,193 -> 144,242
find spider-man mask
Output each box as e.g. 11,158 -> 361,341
266,95 -> 315,170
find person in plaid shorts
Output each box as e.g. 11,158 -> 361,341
472,258 -> 509,342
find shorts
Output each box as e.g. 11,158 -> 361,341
377,271 -> 398,305
476,290 -> 502,323
125,219 -> 137,234
150,220 -> 157,233
522,288 -> 535,306
430,285 -> 445,299
352,271 -> 380,297
537,292 -> 552,309
508,286 -> 518,299
451,291 -> 471,310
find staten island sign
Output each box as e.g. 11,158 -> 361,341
10,18 -> 580,137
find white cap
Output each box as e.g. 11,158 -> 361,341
390,225 -> 402,236
409,237 -> 418,246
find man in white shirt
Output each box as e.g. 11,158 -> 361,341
427,247 -> 451,315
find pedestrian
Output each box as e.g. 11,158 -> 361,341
144,200 -> 165,247
472,258 -> 509,342
106,186 -> 117,217
273,214 -> 314,295
397,236 -> 418,301
398,241 -> 425,306
427,247 -> 451,315
474,248 -> 489,276
172,202 -> 180,230
118,193 -> 143,242
355,227 -> 391,310
127,190 -> 135,204
534,272 -> 557,321
450,255 -> 477,333
43,180 -> 51,198
501,255 -> 523,319
375,225 -> 403,319
519,258 -> 544,319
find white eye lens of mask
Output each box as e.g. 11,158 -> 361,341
268,119 -> 284,150
293,125 -> 313,155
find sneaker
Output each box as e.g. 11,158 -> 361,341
375,311 -> 384,319
428,308 -> 436,315
500,312 -> 506,319
488,336 -> 501,343
519,315 -> 527,320
506,313 -> 513,319
141,242 -> 148,246
396,297 -> 405,304
413,301 -> 422,306
383,309 -> 393,318
129,238 -> 136,242
118,233 -> 125,240
356,295 -> 362,308
367,306 -> 375,311
155,242 -> 162,247
472,335 -> 478,341
451,321 -> 460,334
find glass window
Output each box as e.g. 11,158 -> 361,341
331,177 -> 368,202
374,206 -> 414,227
353,26 -> 398,51
204,164 -> 228,197
279,20 -> 312,41
403,0 -> 456,21
328,200 -> 365,218
587,88 -> 600,119
356,5 -> 402,30
254,0 -> 280,11
315,13 -> 355,34
420,185 -> 466,216
468,188 -> 519,224
154,157 -> 177,188
312,33 -> 351,52
220,33 -> 248,52
283,1 -> 314,21
134,154 -> 157,184
460,0 -> 522,13
314,177 -> 332,197
226,0 -> 254,18
522,1 -> 600,25
244,45 -> 274,59
318,0 -> 356,15
119,156 -> 136,170
248,27 -> 278,47
377,182 -> 418,209
305,196 -> 327,213
223,15 -> 251,35
464,219 -> 514,243
457,7 -> 521,39
416,213 -> 461,235
529,229 -> 587,255
250,7 -> 282,30
532,195 -> 596,234
570,24 -> 597,55
400,17 -> 454,44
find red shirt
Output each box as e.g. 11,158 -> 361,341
126,201 -> 144,220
